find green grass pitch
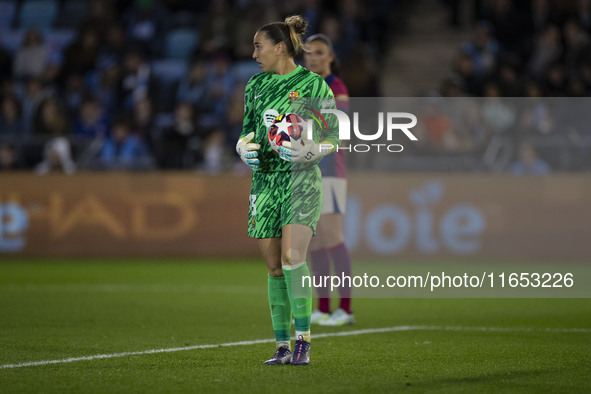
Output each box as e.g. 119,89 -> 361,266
1,260 -> 590,393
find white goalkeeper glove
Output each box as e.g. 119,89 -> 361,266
278,137 -> 335,163
236,132 -> 261,170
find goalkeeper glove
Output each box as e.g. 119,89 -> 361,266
278,137 -> 335,163
236,132 -> 261,170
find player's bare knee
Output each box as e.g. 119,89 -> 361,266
281,248 -> 303,267
281,250 -> 292,267
326,232 -> 344,249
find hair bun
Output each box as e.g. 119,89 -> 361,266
284,15 -> 307,36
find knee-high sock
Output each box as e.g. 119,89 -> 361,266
282,263 -> 312,335
267,275 -> 291,342
329,243 -> 352,314
310,248 -> 331,313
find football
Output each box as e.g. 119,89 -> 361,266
267,113 -> 306,155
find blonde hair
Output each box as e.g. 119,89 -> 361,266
258,15 -> 309,57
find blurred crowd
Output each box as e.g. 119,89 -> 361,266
423,0 -> 591,172
442,0 -> 591,98
0,0 -> 397,173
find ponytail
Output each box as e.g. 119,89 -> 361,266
284,15 -> 307,56
258,15 -> 308,58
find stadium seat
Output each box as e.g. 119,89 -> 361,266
0,1 -> 17,29
163,28 -> 199,61
18,0 -> 59,30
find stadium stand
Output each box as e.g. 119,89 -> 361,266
0,0 -> 588,173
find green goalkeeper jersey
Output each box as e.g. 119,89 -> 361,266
241,65 -> 340,173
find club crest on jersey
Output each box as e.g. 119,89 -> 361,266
288,91 -> 299,101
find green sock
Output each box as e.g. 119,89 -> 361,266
282,263 -> 312,334
267,275 -> 291,342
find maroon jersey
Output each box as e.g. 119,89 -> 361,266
319,74 -> 349,178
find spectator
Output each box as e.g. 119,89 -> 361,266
563,18 -> 591,77
87,56 -> 121,114
566,75 -> 588,96
74,96 -> 110,139
0,1 -> 404,171
481,82 -> 516,134
81,0 -> 117,38
176,59 -> 208,107
118,48 -> 152,109
527,24 -> 562,79
528,0 -> 560,35
508,143 -> 551,175
440,74 -> 465,97
158,101 -> 199,169
21,78 -> 48,134
541,61 -> 566,96
417,100 -> 457,151
201,129 -> 225,173
0,96 -> 25,135
1,78 -> 19,101
199,53 -> 235,129
12,29 -> 50,80
100,24 -> 129,63
33,98 -> 70,137
124,0 -> 167,56
496,60 -> 525,96
453,51 -> 486,96
460,21 -> 499,79
62,27 -> 101,77
35,136 -> 77,175
0,143 -> 20,171
518,82 -> 554,135
97,116 -> 153,171
62,73 -> 88,119
130,96 -> 158,150
461,100 -> 490,149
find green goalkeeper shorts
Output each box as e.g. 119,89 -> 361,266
247,167 -> 322,239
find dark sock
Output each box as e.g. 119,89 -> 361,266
329,242 -> 352,314
310,248 -> 331,313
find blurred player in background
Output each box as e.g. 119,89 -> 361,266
304,34 -> 354,326
236,16 -> 340,365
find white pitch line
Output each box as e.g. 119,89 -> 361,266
1,325 -> 589,370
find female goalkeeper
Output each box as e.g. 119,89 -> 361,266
235,15 -> 340,366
